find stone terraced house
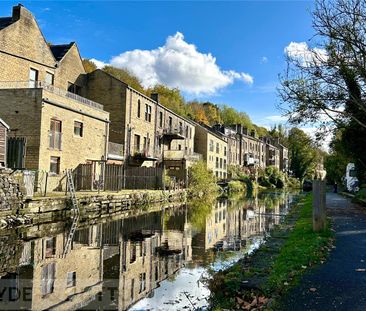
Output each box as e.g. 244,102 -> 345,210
0,4 -> 110,192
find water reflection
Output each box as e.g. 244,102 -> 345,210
0,191 -> 297,310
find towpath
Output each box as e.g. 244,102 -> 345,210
280,192 -> 366,311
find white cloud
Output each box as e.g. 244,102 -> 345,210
89,58 -> 107,69
109,32 -> 253,94
260,56 -> 268,64
284,42 -> 327,66
264,115 -> 288,122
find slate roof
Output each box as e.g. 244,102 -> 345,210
0,17 -> 13,30
49,43 -> 74,61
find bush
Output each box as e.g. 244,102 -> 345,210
188,160 -> 219,197
227,180 -> 246,193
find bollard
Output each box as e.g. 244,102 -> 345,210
313,179 -> 326,231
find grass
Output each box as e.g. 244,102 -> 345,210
209,193 -> 334,310
264,194 -> 333,295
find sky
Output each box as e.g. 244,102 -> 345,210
2,0 -> 317,130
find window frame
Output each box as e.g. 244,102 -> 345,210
50,156 -> 60,175
74,121 -> 83,137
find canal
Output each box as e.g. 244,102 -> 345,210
0,191 -> 298,310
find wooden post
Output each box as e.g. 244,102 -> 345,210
313,179 -> 326,231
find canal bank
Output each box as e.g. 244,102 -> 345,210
1,187 -> 187,228
209,193 -> 333,310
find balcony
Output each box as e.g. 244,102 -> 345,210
161,127 -> 185,140
131,144 -> 161,161
0,81 -> 104,111
164,149 -> 202,162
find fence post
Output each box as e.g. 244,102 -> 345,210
313,179 -> 326,232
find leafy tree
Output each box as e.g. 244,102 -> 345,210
324,129 -> 351,184
187,100 -> 210,124
220,105 -> 252,129
82,59 -> 97,73
147,84 -> 187,116
102,65 -> 145,93
188,160 -> 219,197
203,102 -> 221,125
288,128 -> 318,182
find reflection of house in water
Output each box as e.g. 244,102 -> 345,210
85,207 -> 192,311
0,225 -> 103,311
193,194 -> 290,255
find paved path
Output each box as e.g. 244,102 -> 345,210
280,192 -> 366,311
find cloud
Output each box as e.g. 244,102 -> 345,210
284,42 -> 327,66
89,58 -> 107,69
264,115 -> 288,122
109,32 -> 253,94
260,56 -> 268,64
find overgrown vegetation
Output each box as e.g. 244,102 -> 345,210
209,194 -> 333,310
187,160 -> 219,197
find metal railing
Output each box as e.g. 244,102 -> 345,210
0,81 -> 104,111
131,144 -> 161,159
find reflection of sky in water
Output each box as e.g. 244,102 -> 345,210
131,237 -> 264,311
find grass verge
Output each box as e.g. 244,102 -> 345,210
209,193 -> 334,310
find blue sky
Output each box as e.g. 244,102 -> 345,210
2,1 -> 316,128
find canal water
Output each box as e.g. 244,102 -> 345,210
0,191 -> 298,310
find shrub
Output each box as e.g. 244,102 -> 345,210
188,160 -> 219,197
227,180 -> 246,193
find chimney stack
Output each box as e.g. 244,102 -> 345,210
151,93 -> 159,103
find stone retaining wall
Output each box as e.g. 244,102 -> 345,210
0,171 -> 23,212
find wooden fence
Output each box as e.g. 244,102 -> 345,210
73,164 -> 163,191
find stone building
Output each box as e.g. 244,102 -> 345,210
0,5 -> 109,191
263,137 -> 280,170
83,69 -> 198,181
194,122 -> 228,179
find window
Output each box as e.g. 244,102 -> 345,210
159,111 -> 163,127
130,243 -> 137,263
41,263 -> 55,297
139,273 -> 146,293
169,116 -> 173,130
224,159 -> 227,169
137,100 -> 141,118
185,126 -> 189,138
29,68 -> 38,87
50,157 -> 60,175
45,72 -> 54,85
145,104 -> 152,122
220,158 -> 223,169
179,122 -> 183,134
67,82 -> 81,95
209,139 -> 214,152
134,135 -> 140,153
224,146 -> 227,156
216,157 -> 219,169
66,271 -> 76,288
178,144 -> 182,150
189,128 -> 192,139
74,121 -> 83,137
131,279 -> 135,301
45,237 -> 56,258
49,119 -> 62,150
216,142 -> 219,153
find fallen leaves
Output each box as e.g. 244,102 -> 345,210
235,295 -> 269,310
